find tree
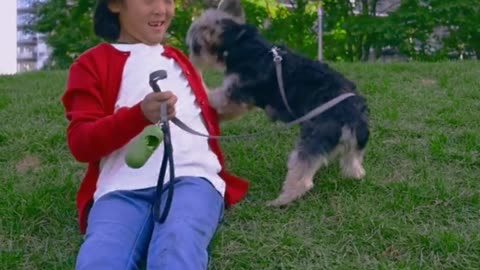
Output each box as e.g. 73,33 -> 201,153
31,0 -> 478,69
31,0 -> 208,69
32,0 -> 100,69
429,0 -> 480,59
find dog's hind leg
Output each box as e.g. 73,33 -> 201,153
267,148 -> 326,207
339,125 -> 368,180
340,148 -> 366,180
267,120 -> 349,207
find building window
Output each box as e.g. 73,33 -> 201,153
17,30 -> 36,42
17,0 -> 37,9
17,45 -> 37,60
17,13 -> 36,26
17,62 -> 36,72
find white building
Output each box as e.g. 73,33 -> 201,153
0,0 -> 18,75
0,0 -> 51,75
17,0 -> 51,73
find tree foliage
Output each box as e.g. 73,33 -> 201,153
31,0 -> 478,69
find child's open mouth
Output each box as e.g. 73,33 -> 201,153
148,21 -> 165,31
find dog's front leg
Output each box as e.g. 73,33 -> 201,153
265,105 -> 281,122
208,74 -> 253,121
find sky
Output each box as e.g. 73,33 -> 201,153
0,0 -> 17,75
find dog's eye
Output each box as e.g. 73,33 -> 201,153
192,40 -> 202,55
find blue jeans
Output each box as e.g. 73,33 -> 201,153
75,176 -> 224,270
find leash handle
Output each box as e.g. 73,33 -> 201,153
149,70 -> 169,124
160,103 -> 168,123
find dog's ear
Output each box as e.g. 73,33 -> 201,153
217,0 -> 245,23
220,22 -> 257,51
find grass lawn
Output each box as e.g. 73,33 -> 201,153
1,61 -> 479,269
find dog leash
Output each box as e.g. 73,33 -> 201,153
149,70 -> 175,224
169,91 -> 355,139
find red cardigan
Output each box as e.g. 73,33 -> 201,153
62,43 -> 249,234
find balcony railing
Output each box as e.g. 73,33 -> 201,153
17,7 -> 36,13
17,34 -> 37,44
17,0 -> 41,9
18,62 -> 37,73
17,51 -> 37,61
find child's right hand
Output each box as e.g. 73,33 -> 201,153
141,91 -> 178,123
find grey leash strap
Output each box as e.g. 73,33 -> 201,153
284,92 -> 356,127
271,47 -> 295,116
171,117 -> 269,139
170,92 -> 355,139
171,117 -> 218,138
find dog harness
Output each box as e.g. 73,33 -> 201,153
269,46 -> 356,125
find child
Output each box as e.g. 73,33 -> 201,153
61,0 -> 249,269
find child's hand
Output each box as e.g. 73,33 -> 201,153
141,91 -> 178,123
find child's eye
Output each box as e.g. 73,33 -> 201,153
144,0 -> 173,5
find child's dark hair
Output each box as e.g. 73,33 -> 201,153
94,0 -> 121,41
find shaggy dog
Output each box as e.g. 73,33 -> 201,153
186,0 -> 370,207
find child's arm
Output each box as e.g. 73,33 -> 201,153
62,61 -> 152,163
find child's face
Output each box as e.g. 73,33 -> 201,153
109,0 -> 175,45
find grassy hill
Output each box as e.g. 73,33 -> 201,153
1,61 -> 479,269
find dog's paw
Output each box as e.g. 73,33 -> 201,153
266,196 -> 293,208
342,164 -> 366,180
208,89 -> 229,111
340,154 -> 366,180
265,105 -> 279,121
354,166 -> 366,179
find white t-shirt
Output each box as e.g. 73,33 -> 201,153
93,43 -> 225,201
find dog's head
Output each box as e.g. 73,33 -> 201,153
186,0 -> 249,71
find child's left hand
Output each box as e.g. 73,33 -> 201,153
141,91 -> 178,123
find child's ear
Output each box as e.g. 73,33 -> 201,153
217,0 -> 246,23
107,0 -> 122,13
